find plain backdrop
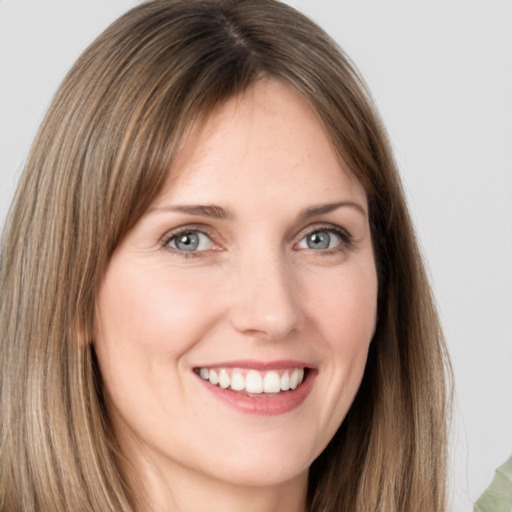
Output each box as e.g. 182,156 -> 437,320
1,1 -> 511,510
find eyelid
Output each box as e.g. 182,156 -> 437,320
296,223 -> 352,241
159,222 -> 354,258
161,224 -> 211,244
160,225 -> 221,256
293,223 -> 354,252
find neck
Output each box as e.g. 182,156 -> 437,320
131,451 -> 308,512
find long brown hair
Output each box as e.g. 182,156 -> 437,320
0,1 -> 452,510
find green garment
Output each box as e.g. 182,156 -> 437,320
474,455 -> 512,512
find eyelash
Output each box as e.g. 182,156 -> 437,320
161,224 -> 354,258
296,224 -> 354,255
161,226 -> 217,259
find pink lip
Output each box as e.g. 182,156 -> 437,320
194,359 -> 312,371
194,362 -> 317,416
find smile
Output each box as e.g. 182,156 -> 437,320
196,367 -> 306,394
193,361 -> 316,415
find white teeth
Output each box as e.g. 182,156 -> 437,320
245,370 -> 263,393
209,369 -> 219,385
197,367 -> 307,394
263,371 -> 281,393
218,369 -> 230,389
280,372 -> 290,391
289,369 -> 299,389
291,368 -> 305,389
231,370 -> 245,391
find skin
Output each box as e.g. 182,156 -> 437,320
94,79 -> 378,512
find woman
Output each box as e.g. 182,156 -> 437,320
0,1 -> 452,511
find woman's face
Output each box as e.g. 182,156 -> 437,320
95,79 -> 378,493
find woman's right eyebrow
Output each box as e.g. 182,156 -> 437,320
148,204 -> 235,220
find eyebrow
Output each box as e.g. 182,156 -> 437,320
298,201 -> 367,220
148,204 -> 235,220
148,201 -> 366,220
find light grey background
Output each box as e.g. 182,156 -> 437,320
1,1 -> 511,510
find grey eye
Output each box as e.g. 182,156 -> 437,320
306,231 -> 331,250
168,231 -> 213,252
175,233 -> 200,251
296,229 -> 344,251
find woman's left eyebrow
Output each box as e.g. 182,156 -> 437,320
298,201 -> 367,220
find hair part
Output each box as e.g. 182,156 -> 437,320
0,1 -> 452,511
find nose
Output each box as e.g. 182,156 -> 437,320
228,252 -> 301,340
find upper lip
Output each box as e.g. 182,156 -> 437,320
193,359 -> 314,371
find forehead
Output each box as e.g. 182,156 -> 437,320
154,79 -> 367,209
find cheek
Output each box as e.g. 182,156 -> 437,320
93,261 -> 226,442
95,262 -> 221,361
309,259 -> 378,348
304,260 -> 377,427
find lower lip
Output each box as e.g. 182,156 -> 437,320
197,371 -> 316,416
